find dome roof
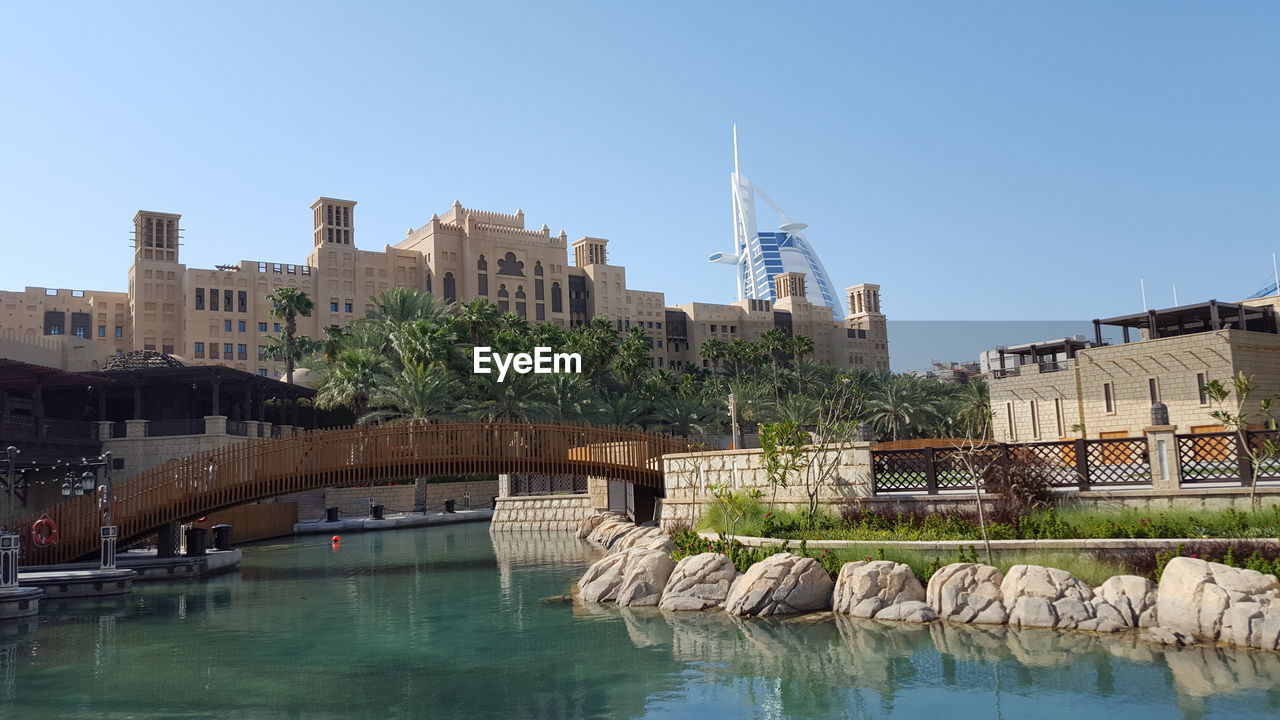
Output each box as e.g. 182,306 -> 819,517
290,368 -> 320,388
103,350 -> 188,371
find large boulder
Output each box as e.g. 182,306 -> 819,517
578,551 -> 632,602
659,553 -> 740,611
616,549 -> 677,607
576,514 -> 605,539
1095,575 -> 1158,628
591,519 -> 639,548
723,552 -> 834,617
926,563 -> 1007,624
832,560 -> 930,621
1156,557 -> 1280,650
608,526 -> 665,555
1001,565 -> 1123,632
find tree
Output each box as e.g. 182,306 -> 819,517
469,373 -> 556,423
614,326 -> 651,388
864,376 -> 940,441
699,337 -> 729,374
759,419 -> 809,511
454,298 -> 502,346
360,362 -> 467,424
314,348 -> 385,417
1204,371 -> 1280,510
789,334 -> 815,364
266,286 -> 315,384
759,328 -> 791,403
796,384 -> 862,529
651,394 -> 720,437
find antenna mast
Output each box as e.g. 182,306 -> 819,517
732,123 -> 740,177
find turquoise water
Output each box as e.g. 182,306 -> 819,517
2,523 -> 1279,719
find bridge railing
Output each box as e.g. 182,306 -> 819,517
20,421 -> 692,565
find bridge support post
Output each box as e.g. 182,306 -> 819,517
497,474 -> 511,497
100,526 -> 118,570
0,534 -> 18,589
155,523 -> 180,558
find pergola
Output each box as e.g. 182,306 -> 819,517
1093,300 -> 1279,345
995,337 -> 1095,374
89,364 -> 314,424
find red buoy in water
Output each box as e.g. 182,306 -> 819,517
331,535 -> 341,543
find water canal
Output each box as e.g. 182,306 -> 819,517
2,522 -> 1278,719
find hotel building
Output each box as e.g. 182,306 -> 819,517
0,198 -> 889,377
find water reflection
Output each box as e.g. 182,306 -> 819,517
7,527 -> 1279,719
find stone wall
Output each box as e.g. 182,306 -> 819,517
490,494 -> 594,532
325,485 -> 417,516
421,479 -> 499,510
660,442 -> 1280,531
660,444 -> 873,531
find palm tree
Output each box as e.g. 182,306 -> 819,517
651,395 -> 720,436
314,348 -> 386,417
595,391 -> 651,428
699,337 -> 728,374
469,373 -> 556,422
545,374 -> 595,422
454,298 -> 502,346
774,392 -> 822,428
360,362 -> 467,424
864,377 -> 941,441
614,326 -> 650,388
789,334 -> 815,364
759,328 -> 791,403
955,378 -> 993,439
368,286 -> 455,326
267,286 -> 315,384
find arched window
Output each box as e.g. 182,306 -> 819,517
515,286 -> 526,299
477,255 -> 487,271
534,261 -> 543,276
551,282 -> 563,313
497,252 -> 525,276
443,273 -> 456,302
426,273 -> 432,293
497,284 -> 509,298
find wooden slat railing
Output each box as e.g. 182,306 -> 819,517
19,421 -> 692,565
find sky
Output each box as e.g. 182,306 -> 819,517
2,1 -> 1278,327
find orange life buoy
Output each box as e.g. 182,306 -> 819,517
31,518 -> 58,547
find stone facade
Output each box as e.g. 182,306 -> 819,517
1,199 -> 888,377
490,494 -> 594,532
990,328 -> 1280,442
659,443 -> 874,531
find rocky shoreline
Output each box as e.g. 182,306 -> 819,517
576,514 -> 1280,653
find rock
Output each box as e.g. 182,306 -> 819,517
926,563 -> 1007,624
723,553 -> 834,617
608,526 -> 664,555
1145,626 -> 1197,648
578,551 -> 632,602
1001,565 -> 1108,631
593,519 -> 640,548
872,600 -> 937,623
575,514 -> 604,539
832,560 -> 927,620
659,553 -> 740,611
616,549 -> 677,607
1156,557 -> 1280,649
586,517 -> 628,545
1095,575 -> 1158,628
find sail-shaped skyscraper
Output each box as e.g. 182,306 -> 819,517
708,126 -> 842,319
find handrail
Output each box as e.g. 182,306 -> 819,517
19,420 -> 693,565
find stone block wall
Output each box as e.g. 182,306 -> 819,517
490,494 -> 594,532
660,443 -> 873,531
421,479 -> 499,510
325,485 -> 417,516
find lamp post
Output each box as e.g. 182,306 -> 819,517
61,454 -> 115,569
3,446 -> 17,534
728,393 -> 740,451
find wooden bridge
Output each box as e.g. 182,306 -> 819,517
21,421 -> 692,565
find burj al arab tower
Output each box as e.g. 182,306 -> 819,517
708,126 -> 842,319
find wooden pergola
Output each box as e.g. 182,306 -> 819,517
1094,300 -> 1279,345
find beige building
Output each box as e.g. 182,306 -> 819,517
989,300 -> 1280,442
0,198 -> 889,376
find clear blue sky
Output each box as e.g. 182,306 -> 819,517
2,2 -> 1277,321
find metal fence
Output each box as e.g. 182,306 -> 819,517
870,436 -> 1151,494
508,473 -> 588,495
1177,430 -> 1280,485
